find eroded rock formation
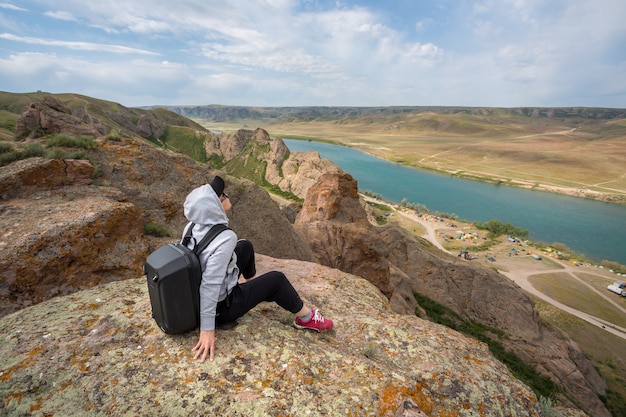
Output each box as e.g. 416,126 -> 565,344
0,255 -> 545,416
294,172 -> 609,417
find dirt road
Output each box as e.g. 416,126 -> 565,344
391,199 -> 626,341
275,193 -> 626,340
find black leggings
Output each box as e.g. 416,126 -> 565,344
215,241 -> 304,325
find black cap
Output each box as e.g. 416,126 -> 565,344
210,176 -> 225,197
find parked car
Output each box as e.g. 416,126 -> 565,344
607,284 -> 626,297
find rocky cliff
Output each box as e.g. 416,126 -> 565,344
1,255 -> 548,416
294,173 -> 610,417
0,133 -> 316,317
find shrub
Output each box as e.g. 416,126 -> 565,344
104,131 -> 122,142
475,219 -> 529,239
600,260 -> 626,274
46,134 -> 98,150
0,141 -> 13,154
0,150 -> 21,166
144,222 -> 172,237
22,143 -> 47,158
538,396 -> 556,417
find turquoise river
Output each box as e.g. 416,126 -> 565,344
283,139 -> 626,266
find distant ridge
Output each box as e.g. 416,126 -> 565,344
154,104 -> 626,123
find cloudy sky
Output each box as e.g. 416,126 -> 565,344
1,0 -> 625,108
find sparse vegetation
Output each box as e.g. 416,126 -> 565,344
475,219 -> 529,239
368,202 -> 391,225
399,198 -> 431,214
600,259 -> 626,275
46,134 -> 98,150
157,126 -> 208,162
0,142 -> 47,166
104,131 -> 122,142
0,133 -> 100,167
143,222 -> 172,238
363,190 -> 383,200
0,141 -> 14,154
534,299 -> 626,417
413,291 -> 561,400
538,396 -> 557,417
263,183 -> 303,203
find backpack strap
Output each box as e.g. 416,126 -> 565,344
181,222 -> 197,249
192,223 -> 231,256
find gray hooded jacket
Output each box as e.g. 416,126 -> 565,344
182,184 -> 239,331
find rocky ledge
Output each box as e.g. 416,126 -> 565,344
0,255 -> 547,417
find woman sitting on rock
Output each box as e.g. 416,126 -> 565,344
182,176 -> 333,363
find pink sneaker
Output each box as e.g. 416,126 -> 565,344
294,309 -> 333,332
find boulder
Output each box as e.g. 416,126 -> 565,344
0,255 -> 544,417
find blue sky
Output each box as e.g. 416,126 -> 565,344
1,0 -> 625,108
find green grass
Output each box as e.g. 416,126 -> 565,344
46,134 -> 98,150
0,133 -> 99,167
0,142 -> 48,166
159,125 -> 208,162
529,272 -> 626,328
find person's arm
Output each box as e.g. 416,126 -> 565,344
193,231 -> 237,361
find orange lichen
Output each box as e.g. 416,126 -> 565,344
4,392 -> 24,406
464,355 -> 483,365
0,346 -> 46,382
377,383 -> 434,416
70,348 -> 95,372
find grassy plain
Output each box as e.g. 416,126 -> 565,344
201,113 -> 626,204
535,298 -> 626,415
529,272 -> 626,328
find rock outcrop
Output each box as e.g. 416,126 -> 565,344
204,128 -> 342,200
0,136 -> 316,318
0,255 -> 545,417
294,172 -> 416,315
294,172 -> 609,417
13,94 -> 172,143
15,96 -> 107,139
0,157 -> 147,317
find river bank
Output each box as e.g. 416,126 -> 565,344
284,138 -> 626,266
361,194 -> 626,340
340,139 -> 626,206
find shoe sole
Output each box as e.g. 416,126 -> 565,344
293,322 -> 333,332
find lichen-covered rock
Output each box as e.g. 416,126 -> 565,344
0,188 -> 146,317
0,157 -> 94,200
0,255 -> 542,417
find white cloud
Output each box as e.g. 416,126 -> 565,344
0,3 -> 27,12
44,10 -> 77,22
0,0 -> 623,107
0,33 -> 159,55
